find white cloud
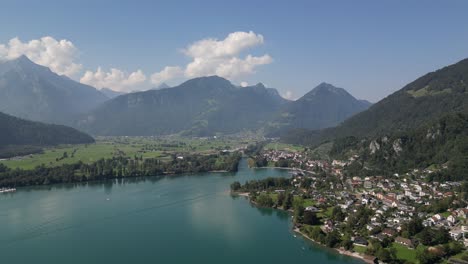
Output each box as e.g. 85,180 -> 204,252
183,31 -> 264,59
152,31 -> 272,84
150,66 -> 183,85
80,67 -> 147,92
214,54 -> 272,79
240,81 -> 249,87
0,33 -> 272,91
0,36 -> 82,76
283,90 -> 294,100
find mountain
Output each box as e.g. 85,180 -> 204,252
0,111 -> 94,157
0,55 -> 108,124
100,88 -> 125,99
283,58 -> 468,145
267,83 -> 371,135
77,76 -> 288,136
329,112 -> 468,181
157,83 -> 171,89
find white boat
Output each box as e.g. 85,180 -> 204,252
0,188 -> 16,193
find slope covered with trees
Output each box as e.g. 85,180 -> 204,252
283,58 -> 468,146
267,83 -> 371,135
77,76 -> 370,137
330,113 -> 468,180
0,152 -> 241,187
0,111 -> 94,157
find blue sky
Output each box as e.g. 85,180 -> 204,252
1,0 -> 468,101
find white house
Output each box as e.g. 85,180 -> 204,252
449,229 -> 463,240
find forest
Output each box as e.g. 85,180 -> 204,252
0,152 -> 242,187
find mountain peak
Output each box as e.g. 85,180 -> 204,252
255,82 -> 266,88
17,54 -> 32,61
315,82 -> 340,91
179,75 -> 233,90
12,55 -> 36,67
304,82 -> 350,98
157,83 -> 170,89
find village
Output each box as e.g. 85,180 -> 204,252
238,148 -> 468,263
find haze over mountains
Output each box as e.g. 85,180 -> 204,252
0,55 -> 373,139
1,53 -> 467,179
283,57 -> 468,146
100,88 -> 125,99
76,76 -> 371,136
0,56 -> 108,124
267,82 -> 372,136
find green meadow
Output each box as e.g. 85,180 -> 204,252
0,136 -> 250,170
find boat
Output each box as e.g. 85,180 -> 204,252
0,188 -> 16,193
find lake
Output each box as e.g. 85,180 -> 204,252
0,159 -> 362,263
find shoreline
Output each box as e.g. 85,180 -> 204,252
233,190 -> 372,264
293,228 -> 373,264
6,169 -> 235,190
252,166 -> 315,174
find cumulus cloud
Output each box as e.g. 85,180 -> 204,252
183,31 -> 264,59
240,81 -> 249,87
283,90 -> 295,100
151,31 -> 272,84
0,36 -> 82,76
150,66 -> 183,85
1,33 -> 272,91
80,67 -> 147,92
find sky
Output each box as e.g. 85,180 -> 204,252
1,0 -> 468,102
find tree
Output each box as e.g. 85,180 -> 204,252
283,192 -> 293,210
303,211 -> 320,225
277,192 -> 285,206
418,228 -> 433,246
230,181 -> 241,191
324,230 -> 341,248
416,249 -> 440,264
402,217 -> 423,236
341,235 -> 353,250
375,248 -> 396,263
256,193 -> 274,207
331,206 -> 345,222
294,204 -> 305,223
433,228 -> 450,245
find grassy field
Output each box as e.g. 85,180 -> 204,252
353,245 -> 367,254
392,242 -> 418,263
264,142 -> 305,152
0,136 -> 251,170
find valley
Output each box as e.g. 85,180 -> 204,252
0,136 -> 253,170
2,2 -> 468,264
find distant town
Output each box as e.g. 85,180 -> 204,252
232,145 -> 468,263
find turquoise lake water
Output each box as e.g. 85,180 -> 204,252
0,159 -> 362,263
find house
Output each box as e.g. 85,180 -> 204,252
447,215 -> 457,224
458,208 -> 468,219
395,236 -> 414,248
449,229 -> 463,240
305,206 -> 320,212
433,214 -> 444,221
324,220 -> 334,232
374,233 -> 387,241
353,237 -> 368,246
364,181 -> 373,189
382,228 -> 397,237
423,219 -> 433,227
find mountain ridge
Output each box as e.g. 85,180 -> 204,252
282,57 -> 468,146
0,55 -> 108,124
0,111 -> 94,156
